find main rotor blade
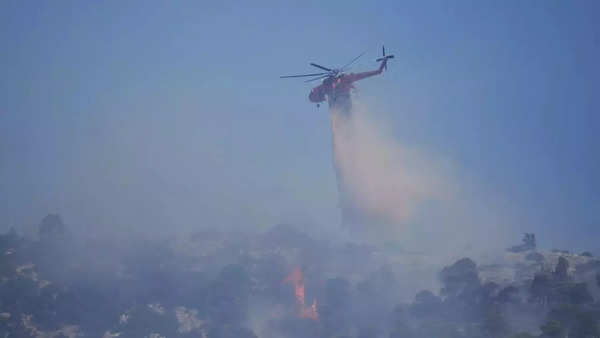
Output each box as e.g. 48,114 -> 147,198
304,74 -> 330,82
280,72 -> 328,78
341,51 -> 366,71
310,63 -> 333,72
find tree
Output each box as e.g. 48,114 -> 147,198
38,214 -> 66,240
554,257 -> 569,281
558,283 -> 593,305
483,305 -> 509,338
530,273 -> 552,304
410,290 -> 442,317
206,264 -> 251,325
415,320 -> 464,338
118,305 -> 179,338
540,320 -> 563,338
525,251 -> 545,263
510,333 -> 537,338
508,233 -> 536,253
0,232 -> 19,279
439,258 -> 480,298
389,305 -> 414,338
357,326 -> 381,338
496,286 -> 521,304
207,324 -> 258,338
570,310 -> 600,338
319,277 -> 352,338
542,304 -> 599,338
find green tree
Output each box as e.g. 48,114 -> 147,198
38,214 -> 66,240
206,264 -> 251,325
570,310 -> 600,338
483,305 -> 510,338
510,333 -> 537,338
207,324 -> 257,338
410,290 -> 442,318
439,258 -> 480,298
416,320 -> 465,338
540,320 -> 563,338
554,257 -> 569,281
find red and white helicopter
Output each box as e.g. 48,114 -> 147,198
281,46 -> 393,108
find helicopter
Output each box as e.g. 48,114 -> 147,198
280,46 -> 394,108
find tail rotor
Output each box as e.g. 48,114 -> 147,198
376,45 -> 394,70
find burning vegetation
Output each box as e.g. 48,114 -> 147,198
283,266 -> 318,320
1,217 -> 600,337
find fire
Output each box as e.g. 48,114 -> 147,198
283,267 -> 318,320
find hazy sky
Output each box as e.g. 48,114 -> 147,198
1,1 -> 598,251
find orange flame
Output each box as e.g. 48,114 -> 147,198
283,267 -> 318,320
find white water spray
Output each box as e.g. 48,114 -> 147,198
328,100 -> 455,239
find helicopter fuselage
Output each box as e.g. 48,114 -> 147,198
308,64 -> 385,106
309,76 -> 351,103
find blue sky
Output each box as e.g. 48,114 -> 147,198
1,1 -> 598,251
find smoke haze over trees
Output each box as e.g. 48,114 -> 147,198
1,216 -> 599,337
